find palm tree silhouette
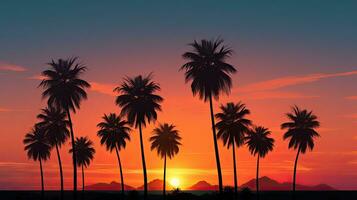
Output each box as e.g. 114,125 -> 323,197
245,126 -> 274,200
181,39 -> 236,193
23,126 -> 51,197
97,113 -> 131,196
149,123 -> 182,199
281,106 -> 320,197
36,106 -> 69,194
114,74 -> 163,199
70,137 -> 95,192
39,57 -> 90,193
215,102 -> 251,198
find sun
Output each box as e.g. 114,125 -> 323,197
170,177 -> 180,188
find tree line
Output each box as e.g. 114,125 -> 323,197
23,39 -> 320,200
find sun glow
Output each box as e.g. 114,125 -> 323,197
170,177 -> 180,188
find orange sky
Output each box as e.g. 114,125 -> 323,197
0,0 -> 357,191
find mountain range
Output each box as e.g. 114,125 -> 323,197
85,176 -> 335,191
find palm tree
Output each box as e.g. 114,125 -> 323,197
245,126 -> 274,200
36,106 -> 69,194
70,137 -> 95,192
150,123 -> 181,199
97,113 -> 131,196
39,57 -> 90,192
215,102 -> 251,198
281,106 -> 320,196
23,126 -> 51,197
114,74 -> 163,199
181,38 -> 236,192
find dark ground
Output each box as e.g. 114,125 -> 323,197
1,190 -> 357,200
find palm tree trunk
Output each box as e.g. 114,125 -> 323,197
256,156 -> 260,200
208,94 -> 223,193
55,143 -> 64,194
293,146 -> 301,199
232,140 -> 238,199
39,158 -> 44,198
82,165 -> 85,192
66,108 -> 77,195
163,154 -> 167,200
139,123 -> 148,199
115,145 -> 125,197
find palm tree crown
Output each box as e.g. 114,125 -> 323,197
23,126 -> 51,162
181,38 -> 236,101
281,106 -> 320,153
97,113 -> 131,151
150,123 -> 182,159
36,106 -> 70,147
215,102 -> 252,148
246,126 -> 275,158
70,137 -> 95,167
114,74 -> 163,128
39,57 -> 90,112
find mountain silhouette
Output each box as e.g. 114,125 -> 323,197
85,181 -> 135,191
188,180 -> 219,191
239,176 -> 335,191
137,179 -> 174,191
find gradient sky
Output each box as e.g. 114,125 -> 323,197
0,0 -> 357,190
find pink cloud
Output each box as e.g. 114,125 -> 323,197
0,107 -> 12,112
90,81 -> 117,96
238,70 -> 357,93
345,96 -> 357,100
0,62 -> 27,72
27,74 -> 45,80
240,91 -> 318,100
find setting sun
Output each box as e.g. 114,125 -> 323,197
170,177 -> 180,189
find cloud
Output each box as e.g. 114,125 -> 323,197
0,62 -> 27,72
89,81 -> 117,96
27,74 -> 45,80
0,107 -> 13,112
238,70 -> 357,93
240,91 -> 318,100
345,96 -> 357,100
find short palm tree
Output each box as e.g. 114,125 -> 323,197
215,102 -> 251,197
245,126 -> 274,200
39,57 -> 90,192
150,123 -> 181,199
23,126 -> 51,196
36,106 -> 69,193
70,137 -> 95,192
114,74 -> 163,199
181,39 -> 236,192
97,113 -> 131,195
281,106 -> 320,195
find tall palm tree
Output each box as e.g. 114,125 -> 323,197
281,106 -> 320,196
215,102 -> 251,198
245,126 -> 274,200
114,74 -> 163,199
181,39 -> 236,192
23,126 -> 51,197
36,106 -> 69,194
150,123 -> 181,199
97,113 -> 131,195
70,137 -> 95,192
39,57 -> 90,192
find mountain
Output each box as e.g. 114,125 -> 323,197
137,179 -> 174,191
188,180 -> 218,191
85,181 -> 135,191
240,176 -> 335,191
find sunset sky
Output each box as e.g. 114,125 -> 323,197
0,0 -> 357,190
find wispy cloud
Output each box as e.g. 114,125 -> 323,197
0,62 -> 27,72
0,107 -> 12,112
89,81 -> 117,96
238,70 -> 357,93
345,96 -> 357,100
27,74 -> 45,80
240,91 -> 318,100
